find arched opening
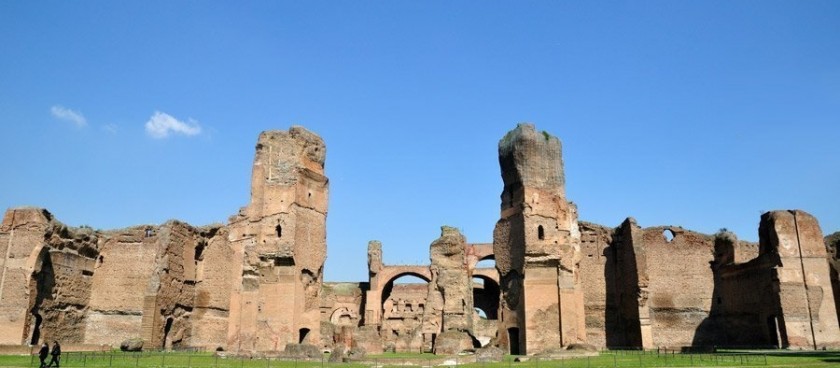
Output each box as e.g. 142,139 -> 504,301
330,307 -> 357,327
508,327 -> 521,355
276,225 -> 282,238
382,274 -> 430,309
29,313 -> 42,345
472,276 -> 500,320
163,317 -> 174,349
381,272 -> 430,353
475,256 -> 496,269
538,225 -> 545,240
663,229 -> 675,243
474,308 -> 487,319
27,247 -> 55,346
299,328 -> 310,343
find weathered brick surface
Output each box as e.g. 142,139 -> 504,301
493,124 -> 585,354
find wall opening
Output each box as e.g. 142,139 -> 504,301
663,229 -> 675,243
29,313 -> 42,345
382,274 -> 430,315
299,328 -> 310,344
28,247 -> 55,345
276,225 -> 282,238
472,276 -> 500,320
194,242 -> 206,262
475,257 -> 496,269
538,225 -> 545,240
508,327 -> 521,355
474,308 -> 488,319
163,317 -> 174,349
380,273 -> 430,352
767,316 -> 780,348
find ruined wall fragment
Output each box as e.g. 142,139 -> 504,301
0,208 -> 100,345
189,226 -> 235,350
642,226 -> 716,347
609,218 -> 652,349
320,282 -> 366,350
425,226 -> 474,354
759,211 -> 840,349
577,221 -> 613,347
85,227 -> 158,345
363,241 -> 382,327
712,230 -> 779,347
86,222 -> 233,349
227,126 -> 328,352
492,123 -> 586,354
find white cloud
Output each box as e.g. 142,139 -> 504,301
144,111 -> 202,139
50,105 -> 87,127
102,124 -> 118,134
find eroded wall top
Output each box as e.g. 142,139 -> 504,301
498,123 -> 565,206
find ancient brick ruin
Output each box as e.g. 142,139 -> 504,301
1,124 -> 838,355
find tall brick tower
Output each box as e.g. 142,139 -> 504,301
493,123 -> 586,354
227,126 -> 329,351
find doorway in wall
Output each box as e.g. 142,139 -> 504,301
299,328 -> 310,344
163,317 -> 174,349
29,313 -> 42,345
508,327 -> 520,355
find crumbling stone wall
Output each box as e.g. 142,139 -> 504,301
0,209 -> 233,350
139,222 -> 232,350
710,231 -> 778,347
84,227 -> 158,345
0,208 -> 99,345
190,226 -> 235,350
606,218 -> 652,349
642,226 -> 716,348
320,282 -> 366,350
425,226 -> 475,354
322,282 -> 365,329
577,221 -> 613,347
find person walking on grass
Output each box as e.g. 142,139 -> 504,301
47,341 -> 60,368
38,342 -> 49,368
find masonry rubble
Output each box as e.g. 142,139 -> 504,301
0,123 -> 837,355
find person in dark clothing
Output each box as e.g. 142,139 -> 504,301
38,342 -> 49,368
47,341 -> 60,368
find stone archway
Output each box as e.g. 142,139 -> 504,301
330,307 -> 358,327
379,271 -> 430,353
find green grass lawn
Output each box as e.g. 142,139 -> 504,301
0,350 -> 837,368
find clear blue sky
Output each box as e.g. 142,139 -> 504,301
1,1 -> 838,282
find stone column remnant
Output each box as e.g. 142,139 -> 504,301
493,123 -> 586,354
226,126 -> 329,352
364,240 -> 383,326
426,226 -> 475,354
